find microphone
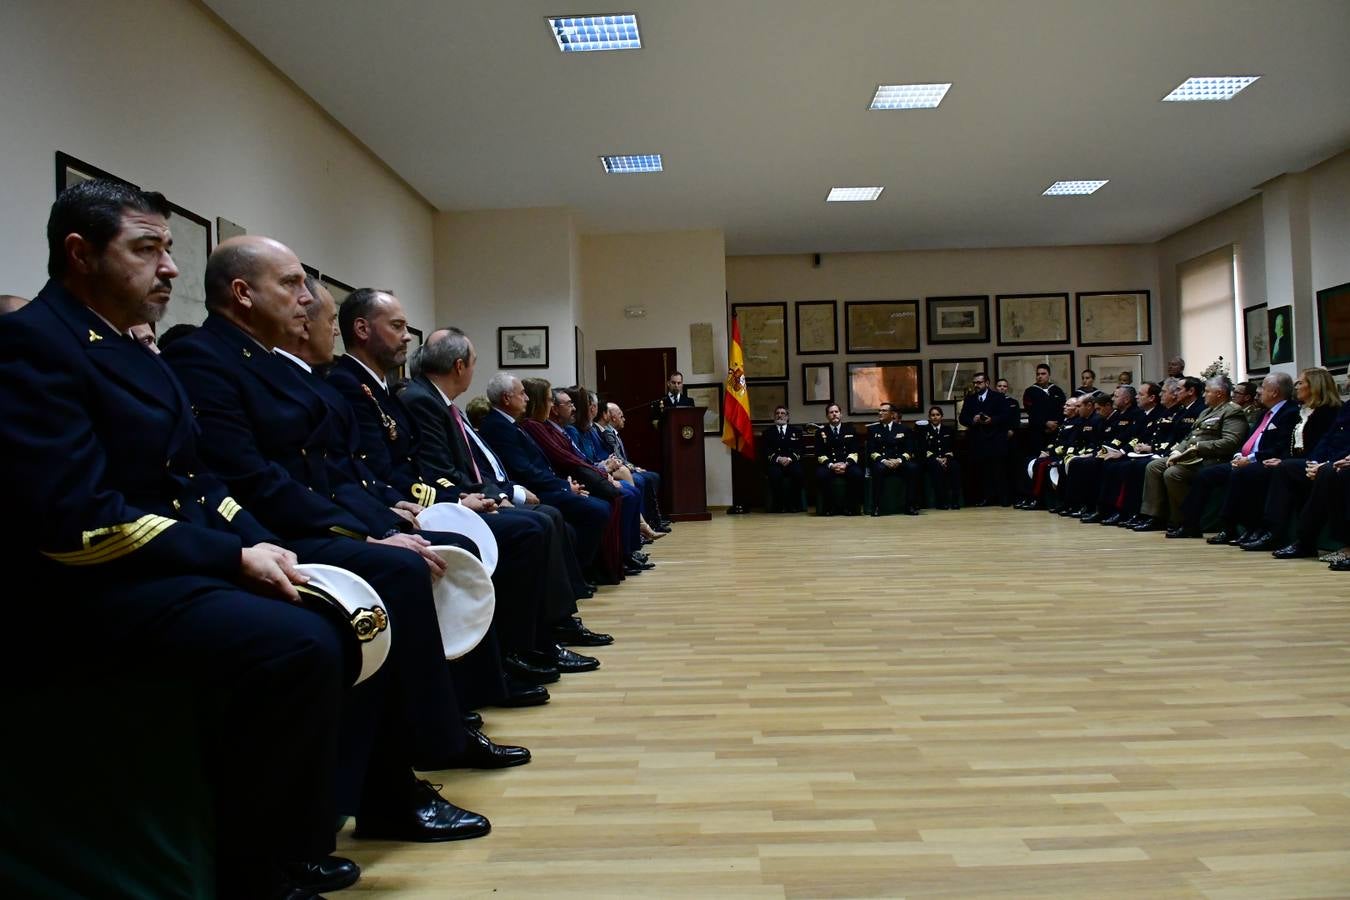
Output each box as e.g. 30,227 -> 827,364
628,394 -> 672,414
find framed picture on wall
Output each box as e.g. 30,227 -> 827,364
216,216 -> 247,243
795,300 -> 838,354
574,326 -> 586,384
684,382 -> 724,436
801,362 -> 834,404
157,202 -> 212,335
845,300 -> 920,353
929,357 -> 987,405
1316,282 -> 1350,368
731,302 -> 788,380
995,351 -> 1075,397
996,293 -> 1070,345
55,151 -> 135,194
926,295 -> 990,344
748,381 -> 788,423
1267,305 -> 1293,365
1086,353 -> 1145,388
320,274 -> 354,306
1076,291 -> 1152,345
846,361 -> 922,415
498,326 -> 549,368
1243,303 -> 1270,375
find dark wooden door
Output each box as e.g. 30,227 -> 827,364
595,347 -> 676,473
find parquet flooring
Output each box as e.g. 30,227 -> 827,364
337,508 -> 1350,898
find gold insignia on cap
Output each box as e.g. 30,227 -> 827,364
351,607 -> 389,642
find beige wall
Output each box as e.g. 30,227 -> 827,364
0,0 -> 435,326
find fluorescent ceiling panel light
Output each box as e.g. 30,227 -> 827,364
600,154 -> 662,174
1161,76 -> 1259,102
826,187 -> 884,202
1043,180 -> 1109,196
870,83 -> 952,110
548,14 -> 641,52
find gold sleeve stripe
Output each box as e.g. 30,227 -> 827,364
331,525 -> 366,540
217,497 -> 242,522
43,514 -> 177,565
410,482 -> 437,507
436,477 -> 454,488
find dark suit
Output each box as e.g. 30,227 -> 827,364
660,390 -> 695,411
814,423 -> 863,514
760,422 -> 804,512
960,389 -> 1016,504
1187,399 -> 1301,531
1260,403 -> 1350,534
866,420 -> 920,512
1,283 -> 345,886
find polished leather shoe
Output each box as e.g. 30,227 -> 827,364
354,781 -> 490,842
285,856 -> 360,893
1330,557 -> 1350,571
1239,531 -> 1277,551
495,681 -> 550,707
503,652 -> 560,685
1206,530 -> 1235,545
622,561 -> 644,576
870,507 -> 882,517
975,500 -> 990,507
1100,513 -> 1122,526
1133,517 -> 1166,532
905,507 -> 920,516
463,711 -> 483,729
631,550 -> 650,563
658,520 -> 673,530
1079,511 -> 1102,524
545,644 -> 600,673
1272,543 -> 1315,560
935,502 -> 949,510
1166,526 -> 1202,539
453,726 -> 531,769
552,617 -> 614,646
628,555 -> 655,570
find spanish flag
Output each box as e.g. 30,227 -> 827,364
721,314 -> 755,460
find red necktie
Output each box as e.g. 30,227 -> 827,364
450,404 -> 483,481
1241,407 -> 1274,457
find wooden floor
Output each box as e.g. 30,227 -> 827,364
338,509 -> 1350,899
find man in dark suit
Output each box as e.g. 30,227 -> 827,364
959,371 -> 1016,506
814,402 -> 863,515
919,406 -> 961,509
760,404 -> 804,512
866,402 -> 921,515
660,370 -> 695,411
1,181 -> 347,899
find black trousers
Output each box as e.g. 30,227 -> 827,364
766,460 -> 804,511
1217,462 -> 1274,530
871,459 -> 920,508
926,457 -> 961,506
539,488 -> 611,569
1180,461 -> 1234,529
815,463 -> 863,513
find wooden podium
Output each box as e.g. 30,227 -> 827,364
659,406 -> 711,521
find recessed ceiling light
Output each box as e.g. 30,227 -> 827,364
869,83 -> 952,110
826,187 -> 884,202
548,14 -> 641,53
1161,76 -> 1260,102
600,154 -> 662,174
1043,180 -> 1109,196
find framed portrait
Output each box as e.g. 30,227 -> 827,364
1267,305 -> 1293,365
748,381 -> 788,423
1316,282 -> 1350,368
926,295 -> 990,344
1242,303 -> 1270,375
1086,353 -> 1145,388
731,302 -> 788,380
929,357 -> 987,405
55,151 -> 135,194
320,274 -> 354,306
157,202 -> 212,334
996,293 -> 1070,345
684,382 -> 724,436
801,362 -> 834,405
846,361 -> 922,415
1076,291 -> 1152,346
845,300 -> 919,353
795,300 -> 838,355
498,326 -> 549,368
995,351 -> 1075,397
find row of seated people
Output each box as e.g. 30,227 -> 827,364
1012,371 -> 1350,571
0,180 -> 671,899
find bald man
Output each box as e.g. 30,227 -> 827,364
0,294 -> 29,314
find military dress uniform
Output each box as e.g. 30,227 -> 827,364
918,420 -> 961,508
1181,400 -> 1301,535
814,422 -> 863,515
1055,410 -> 1106,515
1139,401 -> 1249,527
760,421 -> 805,512
1112,400 -> 1198,524
866,420 -> 921,515
1022,383 -> 1068,453
1069,404 -> 1145,521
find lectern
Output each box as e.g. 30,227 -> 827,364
659,406 -> 711,521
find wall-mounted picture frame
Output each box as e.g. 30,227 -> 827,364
795,300 -> 838,355
801,362 -> 834,405
1086,353 -> 1145,388
574,326 -> 586,384
1267,305 -> 1293,365
929,357 -> 987,405
996,293 -> 1070,345
498,326 -> 549,369
926,295 -> 990,344
846,360 -> 922,415
216,216 -> 246,243
731,302 -> 788,380
684,382 -> 724,436
1076,290 -> 1152,346
748,381 -> 788,423
845,300 -> 920,353
995,351 -> 1075,396
55,151 -> 135,194
1315,282 -> 1350,368
158,202 -> 212,334
1242,303 -> 1270,375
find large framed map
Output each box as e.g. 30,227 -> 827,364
996,293 -> 1070,345
995,351 -> 1075,396
844,300 -> 919,353
1076,291 -> 1151,346
1316,282 -> 1350,368
795,300 -> 837,355
847,361 -> 922,414
731,302 -> 788,380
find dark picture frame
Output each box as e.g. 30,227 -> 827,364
1076,290 -> 1152,346
498,326 -> 550,369
55,151 -> 136,194
926,295 -> 990,344
844,300 -> 920,354
929,357 -> 988,405
996,293 -> 1071,345
731,302 -> 789,380
320,274 -> 355,306
1086,353 -> 1145,388
1267,305 -> 1293,365
1243,303 -> 1270,375
158,202 -> 213,334
846,360 -> 922,415
995,350 -> 1075,396
794,300 -> 838,355
748,381 -> 788,423
574,326 -> 586,384
1316,282 -> 1350,368
801,362 -> 834,405
216,216 -> 246,243
684,382 -> 724,436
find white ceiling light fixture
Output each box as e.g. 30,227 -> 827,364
869,83 -> 952,110
1161,76 -> 1260,102
826,187 -> 884,202
1043,180 -> 1109,196
600,154 -> 663,174
547,14 -> 641,53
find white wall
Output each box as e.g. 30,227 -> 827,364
0,0 -> 436,326
580,230 -> 731,505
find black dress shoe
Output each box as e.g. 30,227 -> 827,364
1239,531 -> 1277,551
870,507 -> 882,517
450,726 -> 531,769
541,644 -> 600,673
1133,517 -> 1166,532
631,550 -> 650,563
503,652 -> 560,685
658,520 -> 673,530
1166,526 -> 1202,539
494,681 -> 550,708
905,507 -> 920,516
843,508 -> 859,516
622,561 -> 644,576
463,711 -> 483,729
1330,557 -> 1350,571
1272,543 -> 1315,560
627,553 -> 655,570
975,500 -> 990,507
354,780 -> 491,843
285,856 -> 360,893
935,502 -> 949,510
1206,530 -> 1235,545
1079,511 -> 1102,524
552,616 -> 614,646
1100,512 -> 1122,526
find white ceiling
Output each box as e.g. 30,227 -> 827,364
205,0 -> 1350,255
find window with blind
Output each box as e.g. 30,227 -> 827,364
1177,245 -> 1237,378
